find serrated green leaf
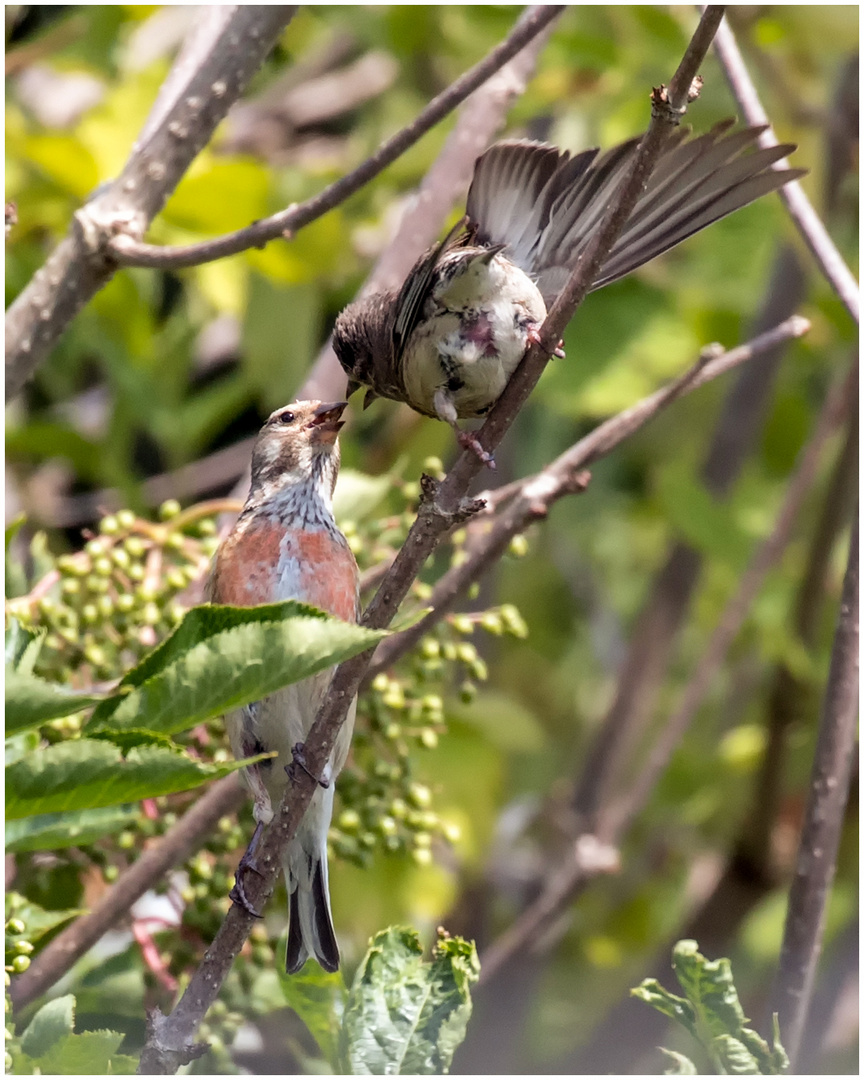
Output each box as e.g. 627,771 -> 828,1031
36,1029 -> 128,1074
340,927 -> 479,1075
6,668 -> 107,735
20,993 -> 75,1057
712,1033 -> 761,1074
672,939 -> 748,1040
6,738 -> 258,818
87,602 -> 384,737
659,1048 -> 698,1074
6,804 -> 138,852
277,943 -> 345,1068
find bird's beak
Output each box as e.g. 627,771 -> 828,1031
308,401 -> 347,444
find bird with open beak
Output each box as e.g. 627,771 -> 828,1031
207,400 -> 359,974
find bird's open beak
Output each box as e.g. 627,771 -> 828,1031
308,401 -> 347,444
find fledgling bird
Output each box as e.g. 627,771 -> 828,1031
333,119 -> 805,462
207,400 -> 359,974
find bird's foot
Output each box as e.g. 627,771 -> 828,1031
230,822 -> 265,917
286,742 -> 330,788
526,327 -> 566,359
456,428 -> 496,470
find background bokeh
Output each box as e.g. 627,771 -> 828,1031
5,6 -> 858,1073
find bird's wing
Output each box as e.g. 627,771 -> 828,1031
392,217 -> 469,363
467,123 -> 805,304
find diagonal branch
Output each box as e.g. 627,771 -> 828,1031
135,8 -> 730,1070
5,6 -> 297,400
108,6 -> 564,272
711,16 -> 859,324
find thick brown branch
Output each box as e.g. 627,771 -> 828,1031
770,512 -> 859,1068
5,7 -> 297,400
711,17 -> 859,324
109,6 -> 564,271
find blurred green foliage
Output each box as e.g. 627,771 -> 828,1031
5,4 -> 858,1074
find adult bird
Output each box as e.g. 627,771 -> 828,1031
333,120 -> 804,463
208,400 -> 359,973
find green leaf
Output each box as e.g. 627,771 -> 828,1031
19,994 -> 75,1057
4,901 -> 82,945
5,668 -> 107,735
712,1034 -> 761,1074
333,468 -> 395,525
277,947 -> 345,1068
6,738 -> 258,819
6,804 -> 138,852
33,1029 -> 128,1074
659,1048 -> 698,1074
5,619 -> 43,673
87,602 -> 384,737
339,927 -> 480,1075
672,939 -> 748,1041
631,978 -> 698,1041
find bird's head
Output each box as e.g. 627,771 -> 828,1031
249,400 -> 347,500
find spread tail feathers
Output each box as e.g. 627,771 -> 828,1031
466,120 -> 806,304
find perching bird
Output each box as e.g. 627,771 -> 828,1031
333,119 -> 804,462
207,400 -> 359,974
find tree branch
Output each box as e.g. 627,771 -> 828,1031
108,6 -> 564,272
5,6 -> 297,400
770,512 -> 859,1069
136,9 -> 730,1069
711,15 -> 860,324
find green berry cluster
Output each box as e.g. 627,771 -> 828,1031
6,501 -> 223,684
5,897 -> 34,1070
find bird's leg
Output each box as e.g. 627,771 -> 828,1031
433,388 -> 496,470
230,819 -> 266,917
286,742 -> 330,788
526,326 -> 565,359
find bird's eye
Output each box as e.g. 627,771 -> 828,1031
277,410 -> 295,425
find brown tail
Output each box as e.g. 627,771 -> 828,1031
466,120 -> 806,304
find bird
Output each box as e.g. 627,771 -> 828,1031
207,399 -> 359,974
333,119 -> 805,464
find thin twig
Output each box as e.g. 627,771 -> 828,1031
136,11 -> 729,1069
478,362 -> 853,983
109,6 -> 564,271
5,7 -> 297,400
10,775 -> 246,1011
711,16 -> 859,324
770,512 -> 859,1069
